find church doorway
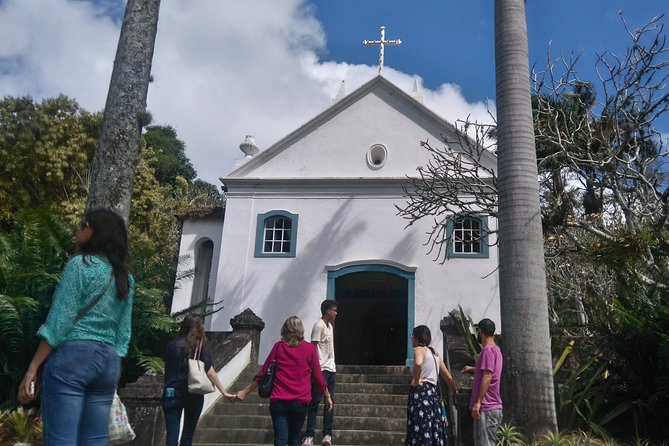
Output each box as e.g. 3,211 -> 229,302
327,263 -> 415,365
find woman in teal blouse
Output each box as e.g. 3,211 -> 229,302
18,208 -> 134,445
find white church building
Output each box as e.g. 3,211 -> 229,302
171,75 -> 499,365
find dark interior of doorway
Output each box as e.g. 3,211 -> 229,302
334,271 -> 407,365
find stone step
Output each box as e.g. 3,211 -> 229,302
333,382 -> 410,394
225,392 -> 406,406
332,392 -> 407,405
198,444 -> 398,446
213,402 -> 406,418
235,364 -> 409,375
200,414 -> 406,431
337,365 -> 409,375
195,364 -> 411,446
196,427 -> 405,445
337,373 -> 410,384
230,369 -> 411,387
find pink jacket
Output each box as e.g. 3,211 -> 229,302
255,340 -> 327,404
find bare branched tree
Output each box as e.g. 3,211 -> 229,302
544,232 -> 618,331
533,13 -> 669,284
395,120 -> 498,262
397,13 -> 669,285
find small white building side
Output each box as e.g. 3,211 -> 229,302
172,76 -> 499,365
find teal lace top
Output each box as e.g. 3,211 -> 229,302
38,254 -> 135,357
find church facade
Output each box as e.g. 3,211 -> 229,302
171,76 -> 499,365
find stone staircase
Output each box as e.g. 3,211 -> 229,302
194,364 -> 410,446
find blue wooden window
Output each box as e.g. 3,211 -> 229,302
448,215 -> 489,259
255,210 -> 298,258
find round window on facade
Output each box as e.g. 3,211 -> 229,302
367,144 -> 388,169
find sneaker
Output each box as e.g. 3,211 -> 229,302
322,435 -> 332,446
302,437 -> 314,446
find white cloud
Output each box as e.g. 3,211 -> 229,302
0,0 -> 495,185
0,0 -> 118,109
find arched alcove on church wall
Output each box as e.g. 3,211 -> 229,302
171,217 -> 224,318
191,238 -> 215,310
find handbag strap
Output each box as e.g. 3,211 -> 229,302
431,349 -> 445,401
269,341 -> 282,363
262,341 -> 281,371
73,275 -> 113,324
193,340 -> 204,361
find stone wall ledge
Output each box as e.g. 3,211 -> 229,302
118,309 -> 264,446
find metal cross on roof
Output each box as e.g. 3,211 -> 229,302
363,26 -> 402,75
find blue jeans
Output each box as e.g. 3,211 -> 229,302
270,399 -> 309,446
41,340 -> 121,446
162,388 -> 204,446
305,371 -> 336,438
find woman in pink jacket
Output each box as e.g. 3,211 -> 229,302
236,316 -> 333,446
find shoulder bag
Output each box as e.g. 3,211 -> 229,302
432,350 -> 449,426
258,342 -> 281,398
188,340 -> 216,394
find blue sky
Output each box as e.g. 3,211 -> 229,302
310,1 -> 666,102
0,1 -> 666,184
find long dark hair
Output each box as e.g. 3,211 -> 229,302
179,314 -> 206,363
413,325 -> 436,355
77,208 -> 131,300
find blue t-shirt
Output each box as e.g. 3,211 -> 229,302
164,336 -> 213,392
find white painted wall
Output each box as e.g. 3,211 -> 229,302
172,217 -> 224,329
210,182 -> 499,362
200,341 -> 252,417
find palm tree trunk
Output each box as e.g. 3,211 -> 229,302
87,0 -> 161,221
494,0 -> 558,436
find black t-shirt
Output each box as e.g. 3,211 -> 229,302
163,335 -> 213,391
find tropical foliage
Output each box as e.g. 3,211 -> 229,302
144,125 -> 196,186
0,95 -> 101,226
0,406 -> 42,445
551,266 -> 669,440
496,427 -> 660,446
497,423 -> 527,446
0,95 -> 223,407
0,208 -> 174,405
0,208 -> 71,407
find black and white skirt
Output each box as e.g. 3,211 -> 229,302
405,382 -> 446,446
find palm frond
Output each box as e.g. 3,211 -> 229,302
134,354 -> 165,375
